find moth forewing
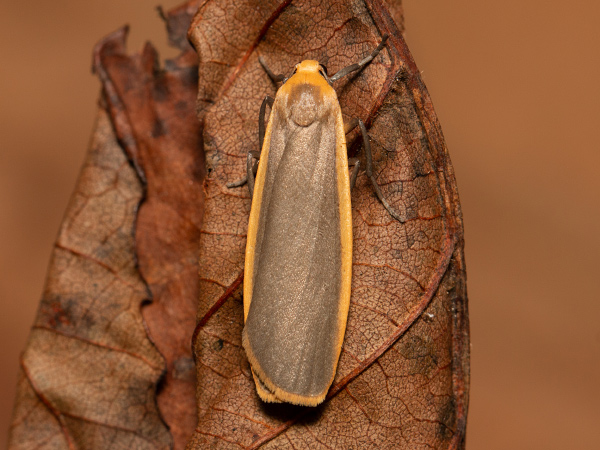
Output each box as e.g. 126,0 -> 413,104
243,61 -> 352,406
242,35 -> 390,407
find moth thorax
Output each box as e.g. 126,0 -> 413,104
288,84 -> 325,127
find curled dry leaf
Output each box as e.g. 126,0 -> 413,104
8,107 -> 171,449
9,2 -> 204,449
188,0 -> 468,449
92,2 -> 205,447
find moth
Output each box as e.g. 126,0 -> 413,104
229,35 -> 403,406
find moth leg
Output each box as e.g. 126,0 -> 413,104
348,157 -> 361,191
258,56 -> 286,83
342,118 -> 361,190
247,95 -> 275,196
226,177 -> 248,189
258,95 -> 274,151
227,95 -> 274,194
358,119 -> 406,223
344,117 -> 359,135
246,151 -> 260,197
329,34 -> 389,82
226,152 -> 259,189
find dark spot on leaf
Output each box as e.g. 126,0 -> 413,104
398,335 -> 438,376
180,66 -> 199,87
406,232 -> 415,248
175,100 -> 188,111
152,119 -> 168,138
437,397 -> 457,439
153,78 -> 170,102
399,336 -> 429,359
39,295 -> 78,329
213,339 -> 224,351
191,155 -> 205,182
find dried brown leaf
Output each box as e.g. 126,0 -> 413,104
91,2 -> 204,448
9,2 -> 204,449
187,0 -> 468,449
8,105 -> 171,449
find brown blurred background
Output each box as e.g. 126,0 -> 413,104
1,1 -> 599,449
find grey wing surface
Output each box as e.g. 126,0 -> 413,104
244,112 -> 342,398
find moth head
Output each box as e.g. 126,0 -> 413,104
287,60 -> 331,85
